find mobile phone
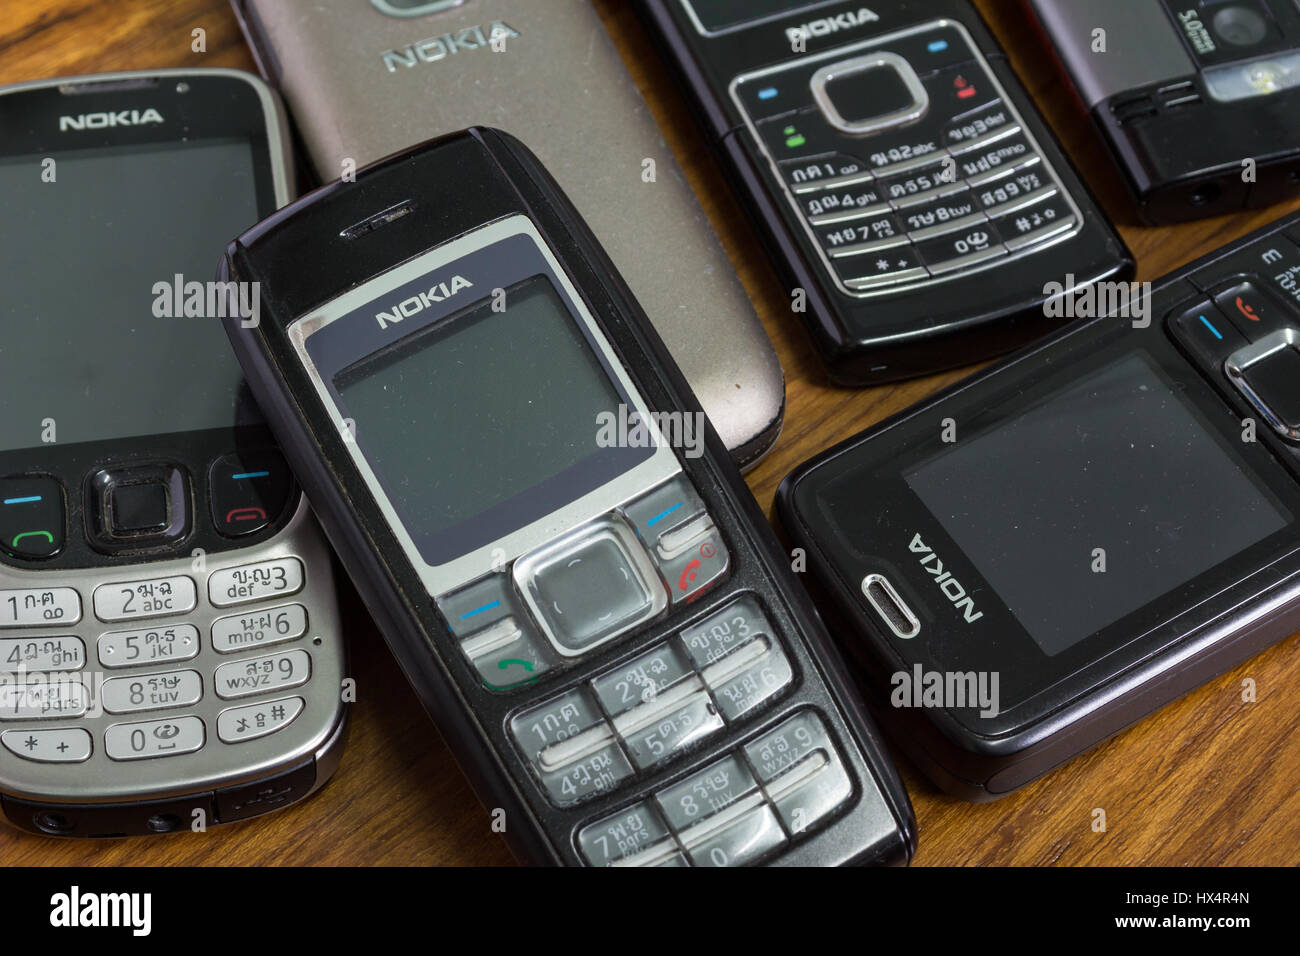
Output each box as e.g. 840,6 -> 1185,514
1030,0 -> 1300,224
0,70 -> 347,837
229,0 -> 785,469
636,0 -> 1134,385
777,211 -> 1300,800
218,127 -> 916,865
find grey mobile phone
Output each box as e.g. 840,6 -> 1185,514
231,0 -> 786,469
0,69 -> 347,838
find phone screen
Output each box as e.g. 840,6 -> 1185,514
0,139 -> 262,451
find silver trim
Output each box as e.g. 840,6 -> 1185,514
860,573 -> 921,639
810,52 -> 930,136
1226,329 -> 1300,442
729,20 -> 1085,299
368,0 -> 465,18
289,216 -> 683,601
0,497 -> 347,804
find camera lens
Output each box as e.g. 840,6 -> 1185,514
1212,6 -> 1269,47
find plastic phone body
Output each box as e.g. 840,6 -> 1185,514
638,0 -> 1134,384
219,128 -> 916,865
780,211 -> 1300,799
0,69 -> 347,838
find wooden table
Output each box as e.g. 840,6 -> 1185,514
2,0 -> 1297,867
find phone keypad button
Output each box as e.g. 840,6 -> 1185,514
1170,299 -> 1250,371
0,677 -> 89,720
746,712 -> 853,834
0,635 -> 85,672
213,649 -> 310,700
656,516 -> 729,605
1,727 -> 91,762
211,604 -> 307,654
616,686 -> 723,770
916,222 -> 1008,276
101,670 -> 202,714
97,623 -> 200,668
104,715 -> 204,761
217,696 -> 305,744
702,635 -> 793,722
208,558 -> 304,608
209,449 -> 294,539
816,214 -> 909,257
577,801 -> 679,867
0,587 -> 81,629
803,184 -> 891,226
512,688 -> 632,805
93,576 -> 196,622
591,641 -> 694,717
779,154 -> 875,193
1213,281 -> 1292,338
991,194 -> 1077,252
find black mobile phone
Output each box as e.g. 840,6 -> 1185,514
217,128 -> 916,865
0,70 -> 347,837
1030,0 -> 1300,224
777,210 -> 1300,800
636,0 -> 1134,385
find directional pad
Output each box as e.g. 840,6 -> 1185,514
516,518 -> 667,657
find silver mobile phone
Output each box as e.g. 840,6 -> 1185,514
0,69 -> 347,838
231,0 -> 786,468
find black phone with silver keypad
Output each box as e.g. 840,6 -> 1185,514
638,0 -> 1135,384
0,70 -> 348,837
219,128 -> 916,866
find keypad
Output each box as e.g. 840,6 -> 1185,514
734,23 -> 1080,296
577,711 -> 852,866
445,473 -> 731,692
0,554 -> 321,769
511,593 -> 793,807
1170,232 -> 1300,445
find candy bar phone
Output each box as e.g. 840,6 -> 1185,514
1030,0 -> 1300,224
779,210 -> 1300,799
0,70 -> 347,837
230,0 -> 785,468
637,0 -> 1134,384
219,128 -> 916,865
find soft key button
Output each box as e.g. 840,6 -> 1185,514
578,801 -> 684,867
510,687 -> 631,806
208,558 -> 304,607
93,576 -> 196,622
212,604 -> 307,654
0,588 -> 80,628
745,712 -> 853,834
98,624 -> 200,668
213,649 -> 310,700
443,574 -> 555,690
655,514 -> 730,604
0,636 -> 85,672
102,670 -> 202,714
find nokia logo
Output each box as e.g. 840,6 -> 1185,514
381,21 -> 520,72
58,108 -> 164,131
909,534 -> 983,624
786,7 -> 880,44
375,276 -> 473,329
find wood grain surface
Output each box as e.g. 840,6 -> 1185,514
1,0 -> 1297,866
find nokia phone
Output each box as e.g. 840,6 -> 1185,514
1031,0 -> 1300,224
218,127 -> 916,865
778,210 -> 1300,799
229,0 -> 785,468
0,70 -> 347,837
637,0 -> 1134,385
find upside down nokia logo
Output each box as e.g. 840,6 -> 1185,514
910,533 -> 983,624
